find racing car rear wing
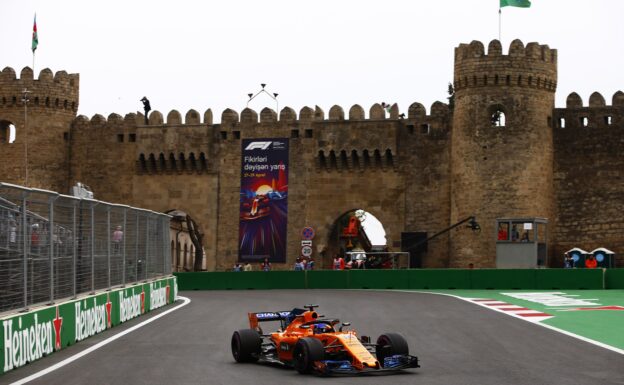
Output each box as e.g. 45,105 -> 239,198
248,309 -> 304,330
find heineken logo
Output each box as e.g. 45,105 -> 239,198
119,289 -> 144,323
3,312 -> 55,372
150,283 -> 169,311
75,298 -> 108,342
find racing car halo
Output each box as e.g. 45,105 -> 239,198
231,304 -> 419,375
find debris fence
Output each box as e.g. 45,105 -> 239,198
0,183 -> 171,313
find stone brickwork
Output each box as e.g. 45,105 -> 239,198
1,38 -> 623,270
0,67 -> 79,192
451,39 -> 558,267
552,91 -> 624,266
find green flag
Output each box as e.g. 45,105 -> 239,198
500,0 -> 531,7
31,14 -> 38,52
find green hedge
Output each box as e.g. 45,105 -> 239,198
175,268 -> 615,290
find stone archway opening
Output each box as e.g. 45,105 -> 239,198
325,209 -> 387,268
166,209 -> 207,272
0,120 -> 16,144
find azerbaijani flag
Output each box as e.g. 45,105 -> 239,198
500,0 -> 531,7
31,14 -> 38,52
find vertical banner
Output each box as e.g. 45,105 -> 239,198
239,138 -> 289,262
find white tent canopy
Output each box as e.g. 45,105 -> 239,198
565,247 -> 588,255
591,247 -> 615,254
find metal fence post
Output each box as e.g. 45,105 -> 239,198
72,200 -> 77,298
107,205 -> 111,290
135,211 -> 139,284
122,207 -> 127,286
145,215 -> 150,281
90,202 -> 95,294
48,195 -> 58,304
21,191 -> 29,310
163,219 -> 167,275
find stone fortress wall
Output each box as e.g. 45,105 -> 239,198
0,67 -> 79,193
0,38 -> 622,270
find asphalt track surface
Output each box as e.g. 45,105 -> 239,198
3,290 -> 624,385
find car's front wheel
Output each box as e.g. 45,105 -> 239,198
231,329 -> 262,362
293,337 -> 325,374
376,332 -> 409,367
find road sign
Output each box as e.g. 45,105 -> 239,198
301,245 -> 313,257
301,240 -> 312,246
301,227 -> 315,240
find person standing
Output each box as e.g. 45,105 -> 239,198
497,223 -> 508,241
584,254 -> 598,269
243,262 -> 253,271
30,223 -> 40,255
8,215 -> 17,248
112,225 -> 123,253
140,97 -> 151,125
261,257 -> 271,272
333,254 -> 345,270
564,253 -> 574,268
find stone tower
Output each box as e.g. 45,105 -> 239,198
450,39 -> 557,267
0,67 -> 79,192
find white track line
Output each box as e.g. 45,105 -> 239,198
9,296 -> 191,385
396,290 -> 624,356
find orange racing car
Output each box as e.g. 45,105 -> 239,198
231,304 -> 419,375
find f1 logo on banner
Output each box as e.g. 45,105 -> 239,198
245,141 -> 272,150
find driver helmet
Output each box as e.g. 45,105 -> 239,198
314,323 -> 331,333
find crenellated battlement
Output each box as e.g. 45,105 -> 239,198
553,91 -> 624,129
0,66 -> 79,114
68,100 -> 451,145
454,39 -> 557,62
454,39 -> 557,93
72,101 -> 449,127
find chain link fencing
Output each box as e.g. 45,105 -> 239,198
0,183 -> 171,314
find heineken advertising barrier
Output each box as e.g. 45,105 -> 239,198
174,268 -> 622,291
1,276 -> 177,375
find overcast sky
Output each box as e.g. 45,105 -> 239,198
2,0 -> 622,121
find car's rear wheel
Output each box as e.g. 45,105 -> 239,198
376,332 -> 409,367
231,329 -> 262,362
293,337 -> 325,374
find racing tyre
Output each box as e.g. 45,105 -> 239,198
293,337 -> 325,374
231,329 -> 262,363
376,332 -> 409,367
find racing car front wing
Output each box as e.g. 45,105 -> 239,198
315,354 -> 420,375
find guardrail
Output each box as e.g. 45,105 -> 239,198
174,268 -> 623,290
0,183 -> 172,314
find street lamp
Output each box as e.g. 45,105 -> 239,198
22,88 -> 31,185
412,216 -> 481,250
246,83 -> 279,114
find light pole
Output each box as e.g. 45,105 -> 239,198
247,83 -> 279,115
22,88 -> 31,186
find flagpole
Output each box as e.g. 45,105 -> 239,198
32,13 -> 37,73
498,8 -> 502,43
